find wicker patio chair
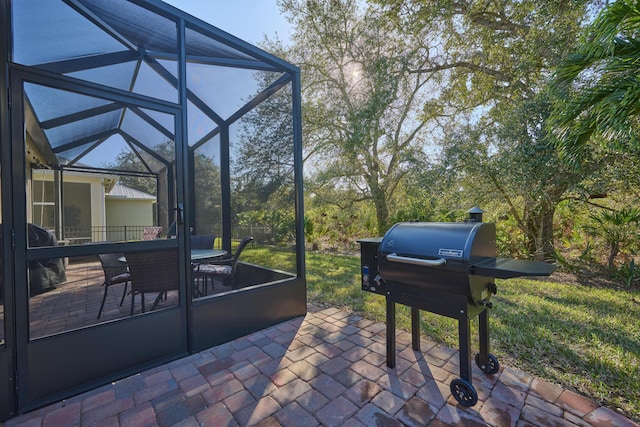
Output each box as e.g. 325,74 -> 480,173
125,249 -> 179,314
190,234 -> 217,295
140,226 -> 163,240
195,236 -> 254,290
97,253 -> 131,319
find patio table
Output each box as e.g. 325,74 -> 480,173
190,249 -> 227,261
118,249 -> 227,264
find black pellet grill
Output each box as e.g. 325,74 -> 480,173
358,220 -> 556,407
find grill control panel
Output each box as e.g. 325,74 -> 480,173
358,237 -> 385,295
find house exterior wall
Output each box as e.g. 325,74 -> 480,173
105,199 -> 154,227
30,166 -> 156,242
60,173 -> 106,231
90,179 -> 105,229
29,169 -> 109,241
26,171 -> 106,237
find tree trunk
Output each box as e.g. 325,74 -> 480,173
371,189 -> 389,235
523,203 -> 557,262
523,205 -> 555,261
540,206 -> 556,262
608,242 -> 619,269
523,205 -> 539,257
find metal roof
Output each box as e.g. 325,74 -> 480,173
106,182 -> 156,200
12,0 -> 297,176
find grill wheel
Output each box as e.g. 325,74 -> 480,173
475,352 -> 500,375
450,378 -> 478,407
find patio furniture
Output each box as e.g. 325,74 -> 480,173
190,249 -> 227,261
141,226 -> 163,240
191,234 -> 216,295
97,253 -> 131,319
125,249 -> 180,314
195,236 -> 254,290
190,234 -> 215,250
165,221 -> 177,238
27,223 -> 66,295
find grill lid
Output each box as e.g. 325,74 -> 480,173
377,221 -> 557,281
378,221 -> 495,264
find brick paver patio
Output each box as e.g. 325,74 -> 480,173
1,304 -> 637,427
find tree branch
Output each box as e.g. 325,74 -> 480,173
468,12 -> 530,33
408,60 -> 528,93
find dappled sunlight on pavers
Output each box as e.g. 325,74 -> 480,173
1,304 -> 638,427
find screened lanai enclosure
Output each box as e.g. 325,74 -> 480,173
0,0 -> 305,420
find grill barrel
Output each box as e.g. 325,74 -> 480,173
378,221 -> 497,307
358,216 -> 556,407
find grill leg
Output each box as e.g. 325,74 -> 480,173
478,308 -> 489,365
411,307 -> 420,351
458,313 -> 472,382
386,296 -> 396,368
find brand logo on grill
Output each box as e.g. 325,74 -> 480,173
438,248 -> 463,258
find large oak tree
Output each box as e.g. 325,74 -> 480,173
374,0 -> 604,260
278,0 -> 441,234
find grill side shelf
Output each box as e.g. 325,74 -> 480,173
471,258 -> 557,279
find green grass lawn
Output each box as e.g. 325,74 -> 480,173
244,247 -> 640,421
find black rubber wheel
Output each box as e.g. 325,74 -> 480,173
475,352 -> 500,375
450,378 -> 478,407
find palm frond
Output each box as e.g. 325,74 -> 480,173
550,0 -> 640,163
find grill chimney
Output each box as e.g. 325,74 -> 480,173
467,206 -> 484,222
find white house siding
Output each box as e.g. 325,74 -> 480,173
90,179 -> 105,231
59,173 -> 106,239
28,168 -> 157,243
29,169 -> 110,242
105,199 -> 155,235
105,183 -> 156,241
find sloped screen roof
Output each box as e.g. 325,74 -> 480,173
12,0 -> 295,175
